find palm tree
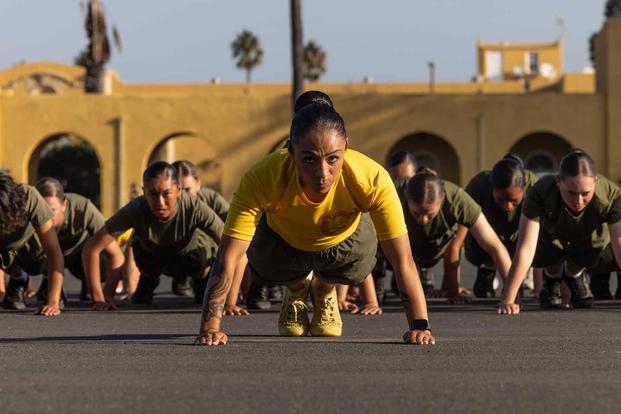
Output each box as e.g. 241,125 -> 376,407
605,0 -> 621,17
303,40 -> 326,82
231,30 -> 264,84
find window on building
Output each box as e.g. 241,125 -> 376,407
528,52 -> 539,74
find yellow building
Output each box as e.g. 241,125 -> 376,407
0,18 -> 619,216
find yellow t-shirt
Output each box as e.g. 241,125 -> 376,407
224,148 -> 407,251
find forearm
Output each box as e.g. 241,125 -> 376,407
442,250 -> 461,296
84,248 -> 106,302
46,254 -> 64,306
225,256 -> 246,306
489,245 -> 511,281
501,253 -> 532,304
361,275 -> 379,307
200,265 -> 233,333
394,263 -> 429,322
102,252 -> 125,299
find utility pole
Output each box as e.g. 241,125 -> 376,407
428,61 -> 436,94
290,0 -> 304,113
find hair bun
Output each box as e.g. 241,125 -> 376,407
417,166 -> 438,176
293,91 -> 334,114
502,153 -> 524,168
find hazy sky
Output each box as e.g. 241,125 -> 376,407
0,0 -> 606,84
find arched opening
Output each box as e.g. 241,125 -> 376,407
509,132 -> 572,175
28,133 -> 101,207
387,132 -> 460,183
148,132 -> 222,192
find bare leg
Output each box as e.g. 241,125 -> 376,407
337,283 -> 358,312
359,274 -> 383,315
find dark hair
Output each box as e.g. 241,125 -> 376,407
289,103 -> 347,146
405,171 -> 445,205
387,151 -> 417,168
491,154 -> 525,190
559,149 -> 596,179
172,160 -> 198,180
142,161 -> 178,185
294,90 -> 334,114
35,177 -> 65,200
0,171 -> 29,240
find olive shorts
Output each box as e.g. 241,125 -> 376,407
247,214 -> 378,286
132,231 -> 218,278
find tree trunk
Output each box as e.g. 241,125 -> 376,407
246,69 -> 251,84
290,0 -> 304,113
85,62 -> 105,93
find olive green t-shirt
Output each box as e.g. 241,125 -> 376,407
57,193 -> 105,257
522,174 -> 621,247
465,170 -> 538,245
105,191 -> 223,256
197,187 -> 229,222
1,185 -> 53,250
401,180 -> 482,253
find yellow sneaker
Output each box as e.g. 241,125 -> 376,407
310,278 -> 342,337
278,277 -> 311,337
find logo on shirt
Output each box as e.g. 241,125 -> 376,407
319,211 -> 359,236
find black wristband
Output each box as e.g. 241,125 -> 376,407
410,319 -> 431,332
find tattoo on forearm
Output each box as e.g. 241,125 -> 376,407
202,273 -> 231,322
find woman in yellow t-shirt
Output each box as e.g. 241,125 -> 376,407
197,97 -> 434,346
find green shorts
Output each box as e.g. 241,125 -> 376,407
464,234 -> 517,269
247,214 -> 377,286
532,229 -> 618,272
0,234 -> 47,276
411,242 -> 449,270
132,232 -> 218,278
0,236 -> 104,280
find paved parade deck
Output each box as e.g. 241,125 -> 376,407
2,275 -> 621,413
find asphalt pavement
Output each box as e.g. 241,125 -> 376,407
2,272 -> 621,414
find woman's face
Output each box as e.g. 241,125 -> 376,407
492,185 -> 524,213
43,196 -> 68,228
407,198 -> 443,225
179,175 -> 201,197
556,175 -> 596,213
290,128 -> 347,199
143,174 -> 180,220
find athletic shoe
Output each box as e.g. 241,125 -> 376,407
278,277 -> 311,336
131,275 -> 160,305
2,276 -> 28,310
268,285 -> 283,302
247,282 -> 271,310
172,275 -> 193,297
590,272 -> 612,300
473,266 -> 496,298
564,271 -> 594,308
310,278 -> 342,337
539,274 -> 562,308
